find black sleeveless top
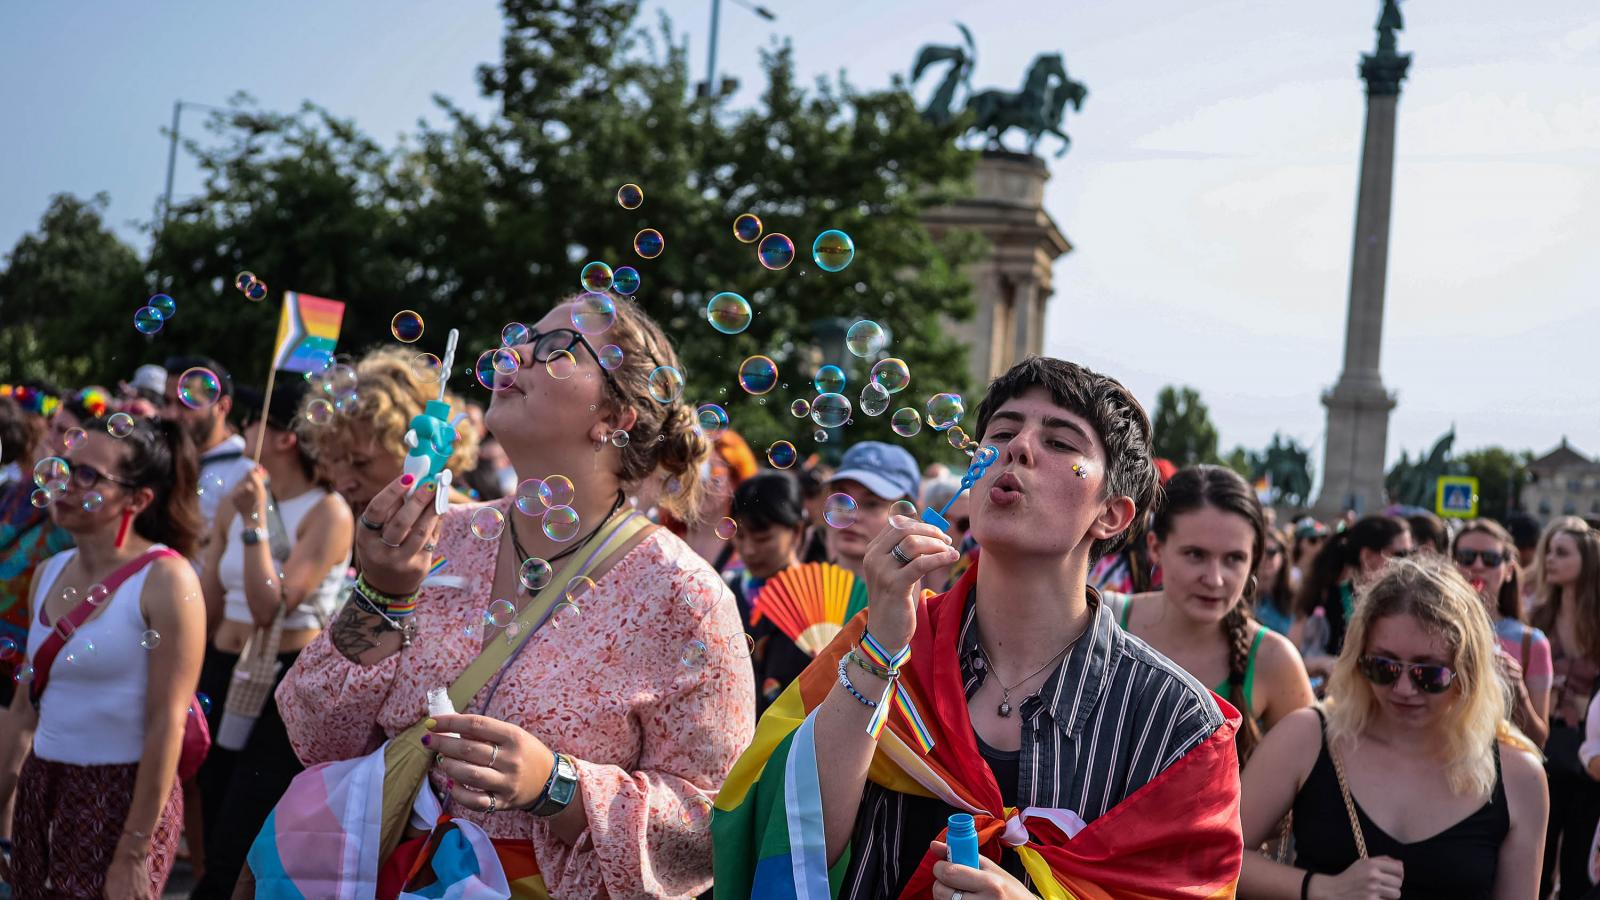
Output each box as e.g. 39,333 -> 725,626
1292,710 -> 1509,899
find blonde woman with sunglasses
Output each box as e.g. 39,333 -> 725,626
1239,557 -> 1546,899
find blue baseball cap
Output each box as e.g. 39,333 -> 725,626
829,441 -> 921,502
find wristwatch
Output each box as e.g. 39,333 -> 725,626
530,753 -> 579,817
240,527 -> 269,546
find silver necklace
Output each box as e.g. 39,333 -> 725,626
976,640 -> 1075,717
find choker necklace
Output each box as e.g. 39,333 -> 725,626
508,491 -> 627,594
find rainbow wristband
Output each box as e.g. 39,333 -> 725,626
355,575 -> 419,618
858,630 -> 935,752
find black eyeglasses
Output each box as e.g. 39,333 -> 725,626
1455,548 -> 1506,567
518,328 -> 626,399
1358,655 -> 1456,694
70,463 -> 136,491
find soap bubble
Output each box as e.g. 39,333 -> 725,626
245,281 -> 269,302
946,425 -> 971,450
733,214 -> 762,243
177,368 -> 221,410
813,365 -> 846,395
598,344 -> 624,370
62,427 -> 87,450
580,261 -> 614,293
544,349 -> 577,380
890,499 -> 918,519
234,271 -> 257,292
13,663 -> 34,684
106,412 -> 136,438
891,407 -> 923,437
767,440 -> 797,469
715,517 -> 738,540
134,306 -> 164,334
789,398 -> 811,418
140,629 -> 161,650
812,230 -> 855,272
859,382 -> 891,417
0,638 -> 17,661
542,505 -> 581,542
810,393 -> 852,429
86,584 -> 108,606
33,457 -> 70,490
845,320 -> 886,357
634,229 -> 665,259
757,233 -> 795,270
410,353 -> 444,384
824,493 -> 859,528
706,292 -> 752,335
502,322 -> 531,347
485,599 -> 517,628
148,293 -> 177,321
696,404 -> 729,440
648,366 -> 684,403
925,392 -> 966,431
551,600 -> 582,630
519,558 -> 554,591
475,349 -> 522,391
514,478 -> 547,516
612,266 -> 641,296
737,356 -> 779,395
616,183 -> 644,209
390,310 -> 424,343
29,489 -> 49,509
304,399 -> 334,425
610,429 -> 630,448
870,358 -> 911,394
539,475 -> 575,508
727,632 -> 756,658
195,693 -> 213,715
571,292 -> 617,334
680,639 -> 708,668
80,491 -> 104,512
470,506 -> 506,541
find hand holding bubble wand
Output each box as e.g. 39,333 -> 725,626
919,445 -> 999,533
401,328 -> 467,513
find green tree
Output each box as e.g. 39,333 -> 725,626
1221,446 -> 1253,479
1151,385 -> 1219,467
136,0 -> 981,462
0,193 -> 147,386
1456,447 -> 1532,521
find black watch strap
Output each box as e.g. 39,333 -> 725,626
530,753 -> 579,817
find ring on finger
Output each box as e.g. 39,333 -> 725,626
422,542 -> 437,553
890,543 -> 914,567
951,892 -> 963,900
485,793 -> 499,814
359,514 -> 385,531
487,742 -> 499,769
380,536 -> 405,549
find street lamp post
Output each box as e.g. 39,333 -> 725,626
161,99 -> 234,228
701,0 -> 777,99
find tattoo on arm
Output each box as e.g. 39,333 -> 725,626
330,604 -> 400,663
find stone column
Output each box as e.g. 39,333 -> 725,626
1312,30 -> 1411,518
924,151 -> 1071,394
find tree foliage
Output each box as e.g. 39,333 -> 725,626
5,0 -> 983,463
1456,446 -> 1532,521
1151,385 -> 1220,467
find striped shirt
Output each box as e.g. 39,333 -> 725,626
839,587 -> 1225,898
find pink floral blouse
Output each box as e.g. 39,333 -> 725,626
277,499 -> 755,898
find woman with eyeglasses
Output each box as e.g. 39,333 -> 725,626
1239,557 -> 1547,899
297,346 -> 481,522
1291,516 -> 1414,679
1116,466 -> 1315,766
1255,527 -> 1295,636
274,296 -> 755,897
1527,517 -> 1600,897
0,417 -> 205,898
1452,520 -> 1549,748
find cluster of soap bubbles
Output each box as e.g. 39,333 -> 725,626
302,360 -> 361,420
235,271 -> 269,302
133,293 -> 179,335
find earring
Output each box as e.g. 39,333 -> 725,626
1071,464 -> 1089,479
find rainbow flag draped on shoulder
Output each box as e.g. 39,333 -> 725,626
713,562 -> 1244,899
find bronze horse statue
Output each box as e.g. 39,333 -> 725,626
912,26 -> 1088,157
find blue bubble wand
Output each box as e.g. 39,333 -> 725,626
402,328 -> 465,511
920,445 -> 999,533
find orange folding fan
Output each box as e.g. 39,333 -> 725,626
750,562 -> 872,656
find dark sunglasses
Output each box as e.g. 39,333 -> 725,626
1384,548 -> 1412,560
1358,655 -> 1456,694
70,463 -> 136,491
1454,548 -> 1506,567
519,328 -> 626,398
1265,546 -> 1285,558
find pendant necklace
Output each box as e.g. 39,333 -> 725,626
976,627 -> 1083,717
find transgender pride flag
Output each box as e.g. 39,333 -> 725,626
271,291 -> 346,374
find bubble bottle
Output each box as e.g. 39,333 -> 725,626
920,446 -> 999,533
403,328 -> 467,511
946,813 -> 981,869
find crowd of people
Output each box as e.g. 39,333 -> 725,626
0,293 -> 1594,898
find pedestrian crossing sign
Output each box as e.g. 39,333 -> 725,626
1435,476 -> 1479,519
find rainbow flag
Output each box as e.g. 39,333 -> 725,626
272,291 -> 346,373
713,562 -> 1244,899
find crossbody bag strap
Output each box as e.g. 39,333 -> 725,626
29,547 -> 181,705
1326,737 -> 1369,860
444,511 -> 649,714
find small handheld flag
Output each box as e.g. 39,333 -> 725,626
271,292 -> 346,374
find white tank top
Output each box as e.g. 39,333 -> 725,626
26,548 -> 161,765
218,487 -> 350,630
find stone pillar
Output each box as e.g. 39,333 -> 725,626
924,151 -> 1071,393
1312,29 -> 1411,518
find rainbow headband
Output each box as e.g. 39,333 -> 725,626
0,384 -> 60,418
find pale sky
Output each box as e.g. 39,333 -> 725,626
4,1 -> 1597,479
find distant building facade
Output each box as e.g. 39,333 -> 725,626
1525,438 -> 1600,520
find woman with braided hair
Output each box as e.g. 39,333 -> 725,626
1116,465 -> 1314,762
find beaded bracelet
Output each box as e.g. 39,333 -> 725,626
837,657 -> 880,710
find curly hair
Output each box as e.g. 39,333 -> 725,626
297,347 -> 480,476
